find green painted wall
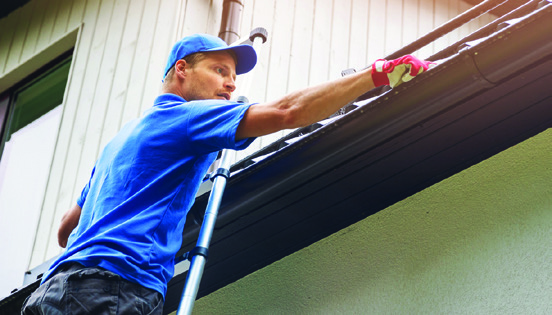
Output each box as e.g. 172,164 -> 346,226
192,128 -> 552,314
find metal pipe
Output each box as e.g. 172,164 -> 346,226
218,0 -> 244,44
347,0 -> 537,103
429,0 -> 541,61
386,0 -> 511,59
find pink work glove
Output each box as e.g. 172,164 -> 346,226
371,55 -> 435,88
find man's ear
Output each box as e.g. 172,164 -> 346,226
174,59 -> 188,79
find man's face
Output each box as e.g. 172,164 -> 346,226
182,51 -> 237,101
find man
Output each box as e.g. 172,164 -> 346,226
22,34 -> 432,314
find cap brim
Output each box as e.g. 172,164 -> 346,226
206,44 -> 257,75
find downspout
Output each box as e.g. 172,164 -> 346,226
218,0 -> 244,44
205,0 -> 243,173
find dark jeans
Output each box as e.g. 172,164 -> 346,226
21,263 -> 163,315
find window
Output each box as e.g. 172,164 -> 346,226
0,54 -> 71,208
0,54 -> 71,294
0,55 -> 71,152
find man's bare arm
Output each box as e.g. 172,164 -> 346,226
235,67 -> 375,140
58,203 -> 82,248
236,55 -> 434,140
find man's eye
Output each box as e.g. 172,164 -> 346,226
216,68 -> 223,74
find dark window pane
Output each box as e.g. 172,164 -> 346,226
7,56 -> 71,139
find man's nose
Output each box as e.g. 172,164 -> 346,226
225,78 -> 236,92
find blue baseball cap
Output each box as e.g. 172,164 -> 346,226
163,34 -> 257,79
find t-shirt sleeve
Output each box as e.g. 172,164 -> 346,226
185,100 -> 256,154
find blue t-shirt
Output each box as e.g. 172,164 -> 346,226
41,94 -> 255,298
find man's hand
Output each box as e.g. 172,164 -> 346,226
371,55 -> 435,88
58,204 -> 82,248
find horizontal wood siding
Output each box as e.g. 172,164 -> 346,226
0,0 -> 496,270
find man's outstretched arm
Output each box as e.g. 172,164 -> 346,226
236,55 -> 433,140
58,203 -> 82,248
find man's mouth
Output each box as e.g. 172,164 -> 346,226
217,93 -> 231,100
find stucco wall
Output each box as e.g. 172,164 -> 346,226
192,128 -> 552,314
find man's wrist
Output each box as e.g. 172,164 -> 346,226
371,59 -> 390,87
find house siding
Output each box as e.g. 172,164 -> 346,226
1,0 -> 494,297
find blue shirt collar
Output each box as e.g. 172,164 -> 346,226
154,93 -> 187,106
